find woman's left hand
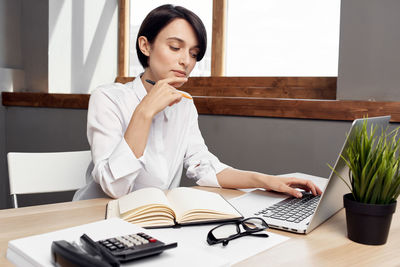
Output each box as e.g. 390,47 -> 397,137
264,176 -> 323,198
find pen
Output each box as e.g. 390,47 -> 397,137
145,79 -> 156,85
145,79 -> 192,100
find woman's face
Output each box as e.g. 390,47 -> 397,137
142,18 -> 200,87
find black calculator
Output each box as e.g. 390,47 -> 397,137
51,233 -> 177,267
96,232 -> 177,262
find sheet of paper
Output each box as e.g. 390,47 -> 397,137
149,223 -> 289,265
7,218 -> 229,267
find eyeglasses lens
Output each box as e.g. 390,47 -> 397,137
212,224 -> 239,239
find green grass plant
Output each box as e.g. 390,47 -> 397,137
329,120 -> 400,204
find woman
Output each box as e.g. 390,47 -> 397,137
74,4 -> 321,200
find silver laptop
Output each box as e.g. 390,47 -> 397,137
229,116 -> 391,234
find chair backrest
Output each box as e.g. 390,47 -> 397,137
7,151 -> 91,207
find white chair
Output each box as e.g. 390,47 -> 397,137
7,150 -> 91,208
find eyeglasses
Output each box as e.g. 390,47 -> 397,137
207,217 -> 269,246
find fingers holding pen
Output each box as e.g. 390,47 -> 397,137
141,77 -> 188,117
149,78 -> 186,102
152,77 -> 192,99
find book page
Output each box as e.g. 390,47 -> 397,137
166,187 -> 242,224
114,187 -> 176,227
118,187 -> 171,215
106,199 -> 120,219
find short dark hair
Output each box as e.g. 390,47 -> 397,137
136,4 -> 207,68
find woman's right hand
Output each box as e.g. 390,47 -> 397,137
124,76 -> 188,158
139,76 -> 188,118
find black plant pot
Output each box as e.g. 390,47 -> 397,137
343,193 -> 397,245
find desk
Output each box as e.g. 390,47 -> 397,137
1,187 -> 399,267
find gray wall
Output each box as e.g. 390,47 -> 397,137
337,0 -> 400,101
0,0 -> 48,92
199,116 -> 348,178
1,105 -> 359,208
4,107 -> 89,207
0,96 -> 6,209
5,107 -> 89,152
0,0 -> 23,209
3,106 -> 399,208
20,0 -> 48,92
0,0 -> 23,68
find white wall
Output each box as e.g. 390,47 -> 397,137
49,0 -> 118,94
2,0 -> 118,94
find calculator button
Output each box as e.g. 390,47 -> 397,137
149,238 -> 157,243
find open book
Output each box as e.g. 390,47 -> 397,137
106,187 -> 243,228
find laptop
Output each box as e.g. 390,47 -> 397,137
229,116 -> 391,234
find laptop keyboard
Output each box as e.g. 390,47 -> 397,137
254,192 -> 320,224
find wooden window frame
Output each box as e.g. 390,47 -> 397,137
2,0 -> 400,123
112,0 -> 400,122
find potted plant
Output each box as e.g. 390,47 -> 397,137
331,119 -> 400,245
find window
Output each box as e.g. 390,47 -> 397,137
2,0 -> 397,123
226,0 -> 341,76
127,0 -> 341,77
129,0 -> 213,77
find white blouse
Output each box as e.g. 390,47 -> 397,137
74,76 -> 229,199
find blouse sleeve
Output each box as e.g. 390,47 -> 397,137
87,86 -> 145,198
183,104 -> 230,187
